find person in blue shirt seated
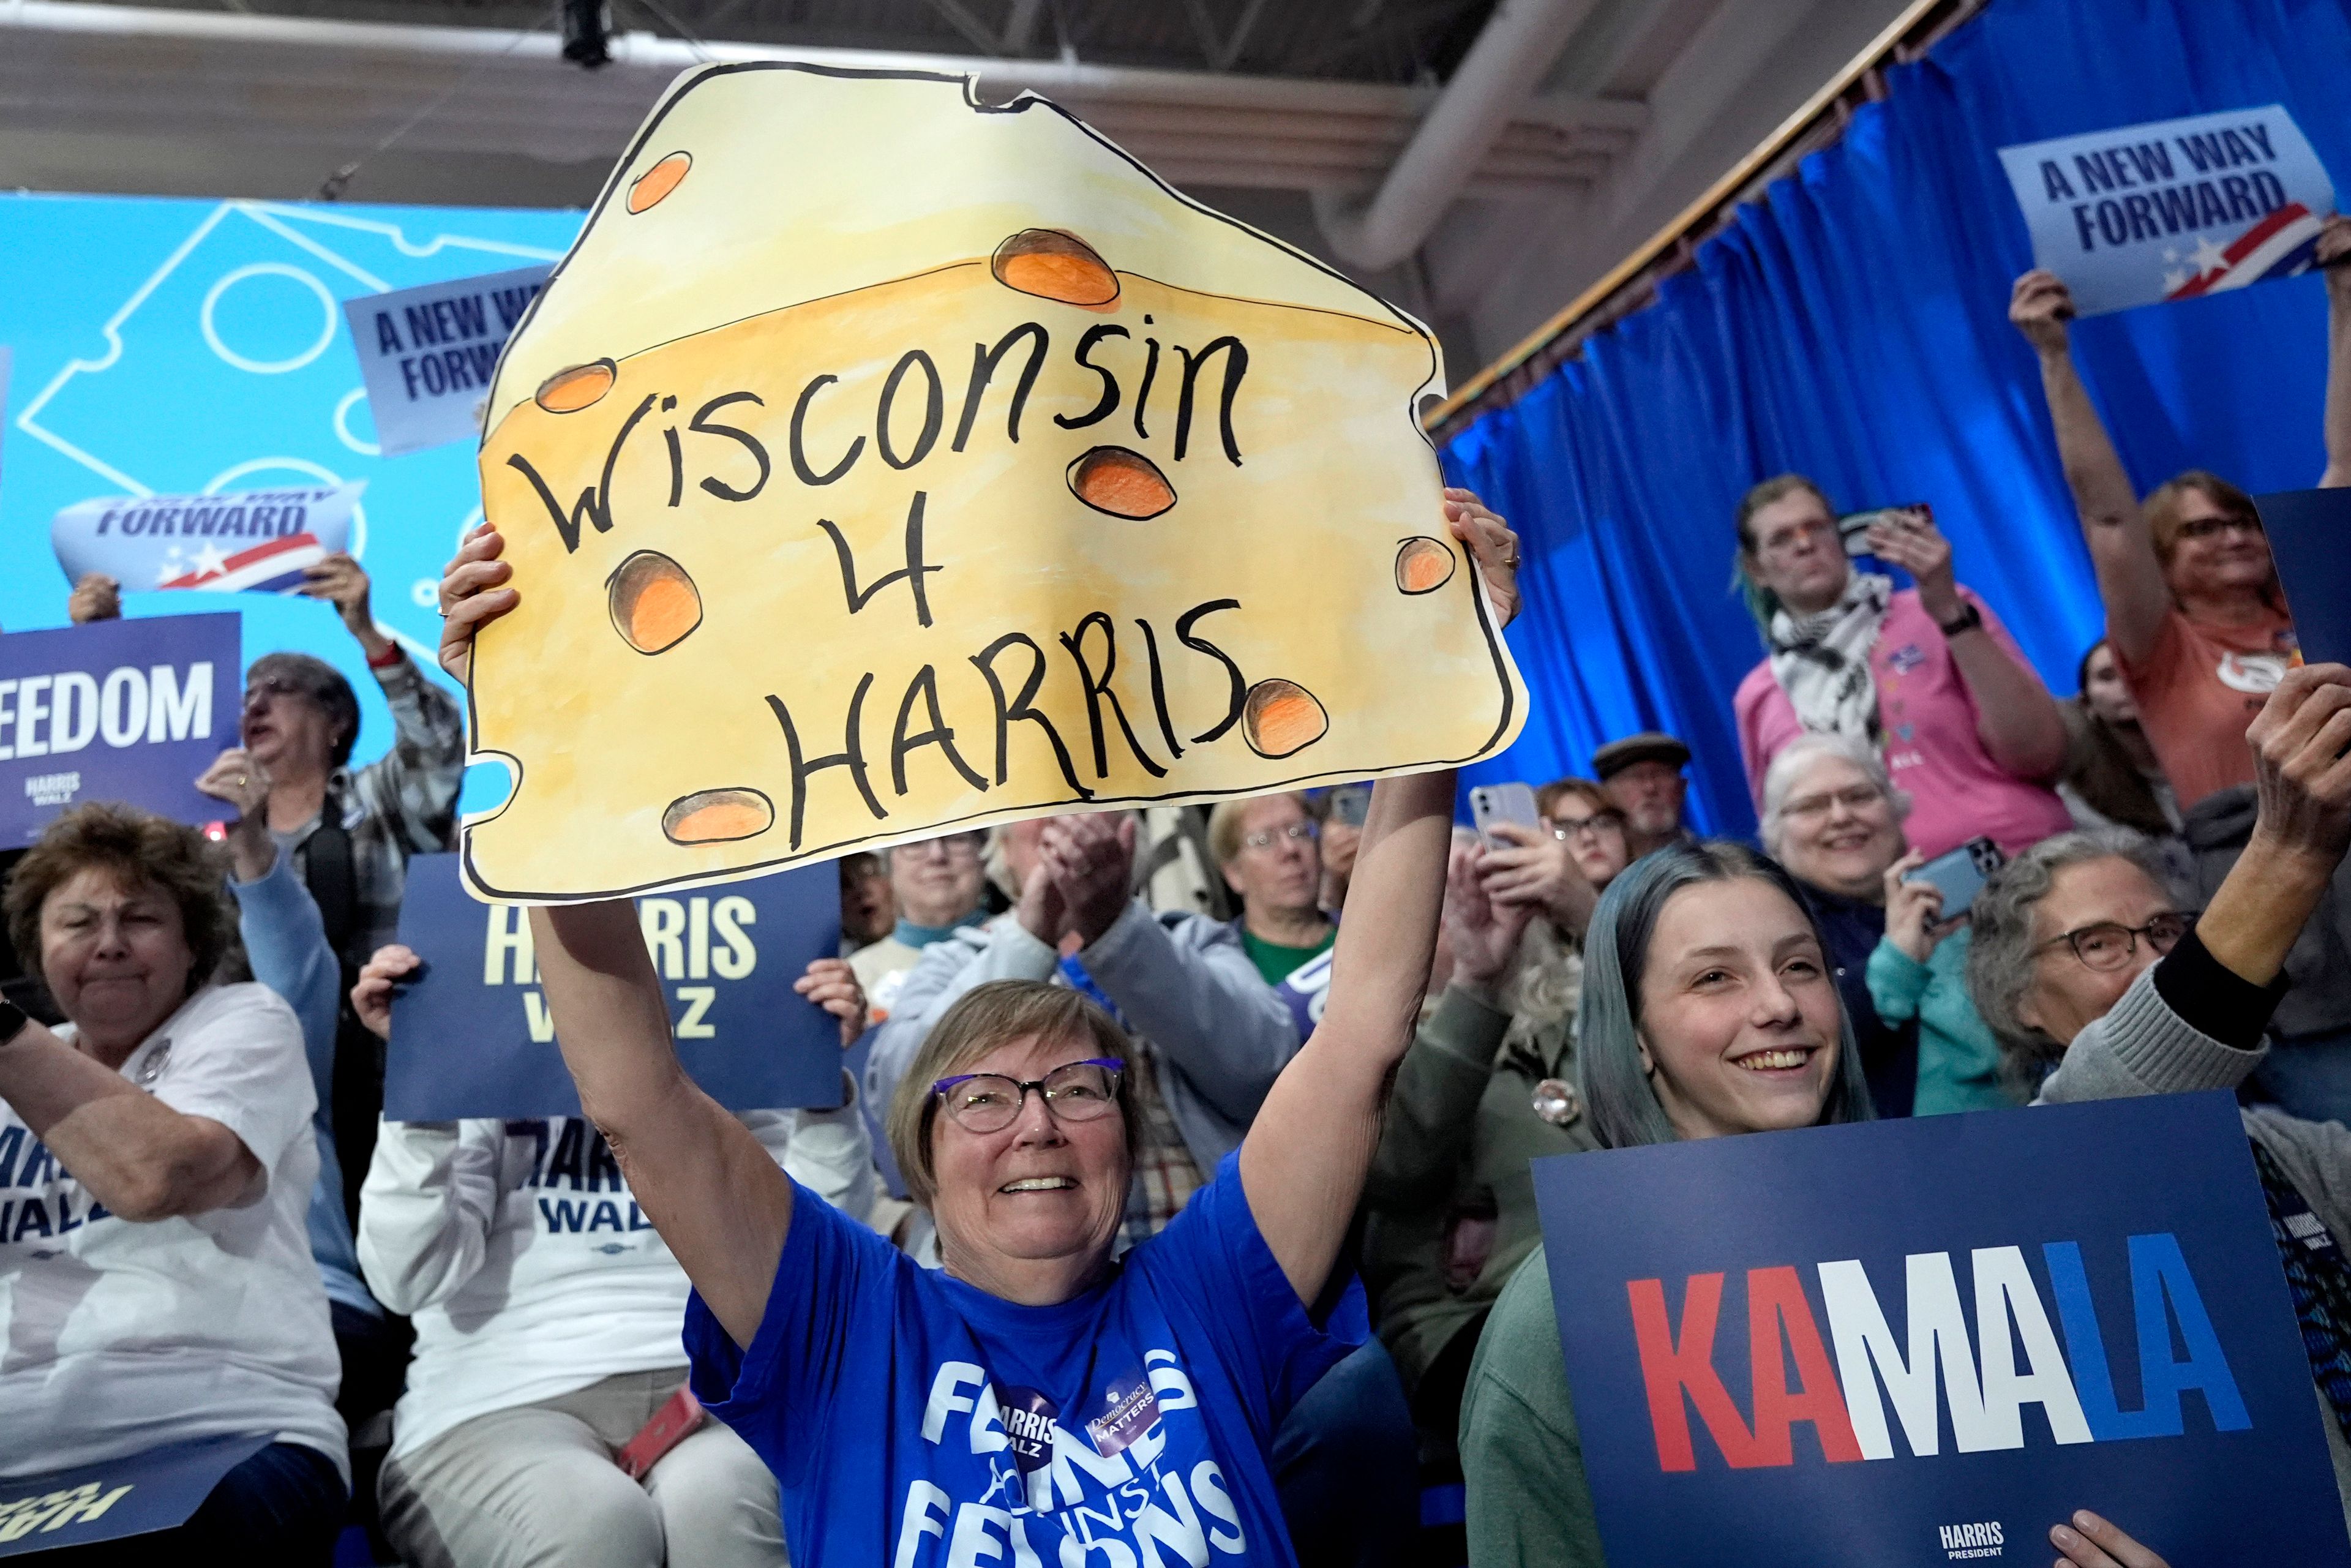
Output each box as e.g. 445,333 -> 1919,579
432,487 -> 1520,1567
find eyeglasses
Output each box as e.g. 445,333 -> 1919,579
931,1058 -> 1124,1134
243,675 -> 326,708
1550,809 -> 1626,842
1782,784 -> 1886,820
2175,515 -> 2263,541
1243,822 -> 1319,852
896,831 -> 984,863
2038,912 -> 2197,971
1757,517 -> 1837,557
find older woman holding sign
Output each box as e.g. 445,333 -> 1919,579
1455,836 -> 2170,1568
2008,218 -> 2351,816
436,489 -> 1518,1566
0,803 -> 345,1559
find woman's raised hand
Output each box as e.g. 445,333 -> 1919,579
793,958 -> 868,1048
352,943 -> 424,1043
438,521 -> 518,685
1444,487 -> 1521,628
1881,849 -> 1947,964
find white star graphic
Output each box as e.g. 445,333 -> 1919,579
189,542 -> 230,577
2187,236 -> 2230,276
154,547 -> 187,587
2162,268 -> 2191,293
2163,247 -> 2181,263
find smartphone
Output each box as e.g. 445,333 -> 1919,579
1913,835 -> 2005,918
1838,503 -> 1933,558
615,1387 -> 707,1479
1469,782 -> 1542,850
1327,784 -> 1372,828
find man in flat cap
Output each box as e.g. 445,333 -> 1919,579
1591,730 -> 1693,860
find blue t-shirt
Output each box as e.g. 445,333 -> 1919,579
685,1153 -> 1352,1566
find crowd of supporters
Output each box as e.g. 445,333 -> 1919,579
0,228 -> 2349,1568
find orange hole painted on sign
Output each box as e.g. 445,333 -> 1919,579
1067,448 -> 1176,520
662,789 -> 774,846
628,152 -> 692,213
535,360 -> 616,414
990,229 -> 1120,307
1242,680 -> 1329,759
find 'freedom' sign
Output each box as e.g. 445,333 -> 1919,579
1531,1092 -> 2351,1567
343,264 -> 552,457
382,852 -> 845,1120
0,613 -> 239,846
1998,107 -> 2336,316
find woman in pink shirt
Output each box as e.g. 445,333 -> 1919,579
1731,476 -> 2072,860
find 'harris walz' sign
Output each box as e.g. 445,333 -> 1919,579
383,852 -> 844,1120
0,614 -> 240,846
1531,1092 -> 2351,1566
1998,106 -> 2336,315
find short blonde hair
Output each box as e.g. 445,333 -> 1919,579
885,980 -> 1136,1209
1207,792 -> 1311,867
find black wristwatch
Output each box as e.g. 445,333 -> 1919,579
1937,602 -> 1982,639
0,999 -> 28,1049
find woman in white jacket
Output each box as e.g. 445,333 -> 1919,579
351,942 -> 878,1568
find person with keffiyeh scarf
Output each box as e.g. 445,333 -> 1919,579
1729,474 -> 2072,860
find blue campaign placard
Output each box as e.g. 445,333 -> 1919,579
51,481 -> 360,597
383,853 -> 845,1119
2257,487 -> 2351,672
341,264 -> 550,457
0,612 -> 241,845
1531,1093 -> 2351,1567
1998,107 -> 2336,316
0,1432 -> 269,1555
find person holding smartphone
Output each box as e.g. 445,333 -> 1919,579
1730,476 -> 2071,860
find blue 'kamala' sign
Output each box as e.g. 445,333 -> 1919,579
1531,1092 -> 2350,1566
384,852 -> 844,1119
0,613 -> 240,845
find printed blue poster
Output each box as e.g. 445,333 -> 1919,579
384,852 -> 845,1120
0,612 -> 241,845
340,264 -> 550,456
2257,487 -> 2351,672
1531,1093 -> 2351,1567
51,481 -> 360,596
0,1432 -> 269,1555
1998,107 -> 2336,316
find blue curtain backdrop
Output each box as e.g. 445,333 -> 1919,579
1442,0 -> 2351,837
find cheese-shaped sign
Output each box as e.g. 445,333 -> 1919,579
466,62 -> 1525,901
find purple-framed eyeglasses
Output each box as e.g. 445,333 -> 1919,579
931,1058 -> 1124,1134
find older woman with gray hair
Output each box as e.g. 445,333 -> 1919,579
1757,733 -> 1922,1113
1968,664 -> 2351,1536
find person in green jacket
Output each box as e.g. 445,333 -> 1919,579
1459,839 -> 2180,1568
1865,847 -> 2023,1114
1362,779 -> 1627,1457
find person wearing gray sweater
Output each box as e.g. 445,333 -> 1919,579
1968,662 -> 2351,1544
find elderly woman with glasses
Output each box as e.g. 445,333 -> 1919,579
1965,664 -> 2351,1528
435,489 -> 1521,1566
